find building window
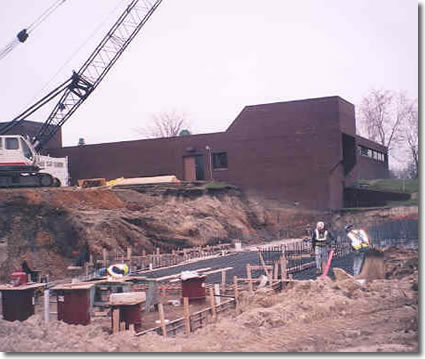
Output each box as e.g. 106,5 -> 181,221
46,161 -> 52,167
54,162 -> 64,168
359,145 -> 385,162
5,138 -> 19,150
0,138 -> 2,150
212,152 -> 228,169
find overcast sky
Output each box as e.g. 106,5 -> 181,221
0,0 -> 419,147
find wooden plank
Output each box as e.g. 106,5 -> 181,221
109,292 -> 146,306
246,264 -> 253,293
129,324 -> 135,334
127,247 -> 132,261
221,270 -> 226,289
112,309 -> 120,334
0,283 -> 46,291
280,256 -> 287,280
209,287 -> 216,321
274,262 -> 279,281
233,276 -> 239,312
158,303 -> 167,337
120,322 -> 126,331
44,289 -> 50,323
183,297 -> 191,337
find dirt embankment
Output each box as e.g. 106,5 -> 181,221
0,186 -> 274,280
0,248 -> 418,352
0,185 -> 418,282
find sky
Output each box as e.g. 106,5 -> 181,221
0,0 -> 419,148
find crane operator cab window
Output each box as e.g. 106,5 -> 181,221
20,138 -> 34,160
5,137 -> 19,150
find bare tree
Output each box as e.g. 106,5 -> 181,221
403,100 -> 418,178
140,110 -> 192,139
357,89 -> 417,170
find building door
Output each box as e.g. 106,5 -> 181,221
184,155 -> 205,181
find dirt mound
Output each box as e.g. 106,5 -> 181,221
0,250 -> 417,352
0,187 -> 272,281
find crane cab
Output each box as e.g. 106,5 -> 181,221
0,135 -> 38,172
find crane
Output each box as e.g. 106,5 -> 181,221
0,0 -> 163,188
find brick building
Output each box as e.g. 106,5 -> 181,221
48,96 -> 389,209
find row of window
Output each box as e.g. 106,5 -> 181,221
358,145 -> 386,162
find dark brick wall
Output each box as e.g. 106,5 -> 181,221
356,135 -> 390,179
49,96 -> 388,210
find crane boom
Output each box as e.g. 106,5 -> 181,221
0,0 -> 163,188
33,0 -> 163,151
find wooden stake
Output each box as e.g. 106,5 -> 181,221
274,262 -> 279,281
129,324 -> 135,334
183,297 -> 191,337
233,276 -> 239,312
89,254 -> 93,265
214,283 -> 221,306
44,289 -> 50,323
158,303 -> 167,337
246,264 -> 253,293
257,249 -> 270,278
142,249 -> 146,257
209,287 -> 217,321
280,256 -> 287,280
112,308 -> 120,334
119,321 -> 126,331
127,247 -> 132,261
221,270 -> 226,290
103,248 -> 107,266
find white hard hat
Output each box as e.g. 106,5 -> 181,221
316,221 -> 325,229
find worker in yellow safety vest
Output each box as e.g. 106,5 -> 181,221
312,221 -> 335,275
99,264 -> 129,278
345,224 -> 370,276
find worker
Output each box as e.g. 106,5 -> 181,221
345,224 -> 370,276
311,221 -> 334,275
98,263 -> 129,279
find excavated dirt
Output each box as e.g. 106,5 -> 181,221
0,186 -> 275,281
0,248 -> 418,352
0,185 -> 418,283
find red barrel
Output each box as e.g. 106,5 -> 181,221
57,289 -> 91,325
1,288 -> 35,321
11,272 -> 27,286
181,276 -> 206,302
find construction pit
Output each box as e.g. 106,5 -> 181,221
0,185 -> 419,352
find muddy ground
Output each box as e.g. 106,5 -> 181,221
0,247 -> 418,352
0,185 -> 417,282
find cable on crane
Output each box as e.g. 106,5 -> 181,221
0,0 -> 66,61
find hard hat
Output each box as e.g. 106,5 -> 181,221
316,221 -> 325,229
344,224 -> 353,232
